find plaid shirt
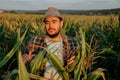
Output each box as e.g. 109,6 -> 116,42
25,34 -> 79,77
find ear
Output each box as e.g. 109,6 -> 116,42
60,20 -> 63,28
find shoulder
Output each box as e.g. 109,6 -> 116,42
27,35 -> 46,52
66,36 -> 80,56
28,35 -> 45,44
65,36 -> 79,50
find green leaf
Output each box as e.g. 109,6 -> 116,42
30,51 -> 46,74
3,69 -> 18,80
74,28 -> 87,80
28,73 -> 46,80
18,50 -> 29,80
0,27 -> 28,68
88,70 -> 106,80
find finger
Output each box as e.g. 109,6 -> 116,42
23,58 -> 28,63
22,54 -> 31,63
67,60 -> 74,66
68,56 -> 75,62
23,54 -> 29,60
67,56 -> 76,66
28,51 -> 32,59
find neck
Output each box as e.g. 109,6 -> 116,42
46,34 -> 62,42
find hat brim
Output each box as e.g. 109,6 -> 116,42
42,15 -> 63,22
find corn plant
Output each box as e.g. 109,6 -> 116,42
0,13 -> 119,80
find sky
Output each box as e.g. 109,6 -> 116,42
0,0 -> 120,10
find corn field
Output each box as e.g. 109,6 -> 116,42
0,13 -> 120,80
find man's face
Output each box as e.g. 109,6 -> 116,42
44,16 -> 63,38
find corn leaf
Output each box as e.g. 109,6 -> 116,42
74,28 -> 87,80
18,50 -> 29,80
28,73 -> 47,80
3,69 -> 18,80
88,70 -> 106,80
30,50 -> 46,74
0,27 -> 28,68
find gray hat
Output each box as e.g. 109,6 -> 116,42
43,7 -> 63,21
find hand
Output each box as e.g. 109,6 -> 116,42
22,51 -> 34,63
67,56 -> 75,67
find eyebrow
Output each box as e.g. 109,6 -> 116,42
45,19 -> 59,22
52,20 -> 58,22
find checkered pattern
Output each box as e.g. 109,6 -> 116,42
25,34 -> 79,77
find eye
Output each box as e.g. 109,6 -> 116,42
52,20 -> 57,23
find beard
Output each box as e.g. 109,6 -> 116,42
46,29 -> 61,38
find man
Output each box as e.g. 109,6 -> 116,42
23,7 -> 79,80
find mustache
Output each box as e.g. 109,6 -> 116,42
46,29 -> 60,38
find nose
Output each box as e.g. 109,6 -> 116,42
49,22 -> 53,28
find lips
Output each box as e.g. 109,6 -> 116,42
48,29 -> 55,32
